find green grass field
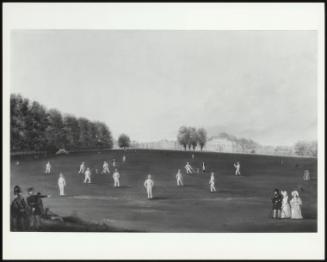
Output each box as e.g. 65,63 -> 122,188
11,149 -> 317,232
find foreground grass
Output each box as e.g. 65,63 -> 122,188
23,215 -> 140,232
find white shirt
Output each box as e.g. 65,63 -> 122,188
185,163 -> 191,169
85,170 -> 91,176
113,172 -> 120,179
58,177 -> 66,186
144,179 -> 154,188
176,172 -> 183,179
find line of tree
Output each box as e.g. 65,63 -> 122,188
10,94 -> 113,152
177,126 -> 207,151
216,132 -> 260,153
294,140 -> 317,157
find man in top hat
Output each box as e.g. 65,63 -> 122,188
11,185 -> 28,231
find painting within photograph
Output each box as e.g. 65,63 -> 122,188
10,30 -> 317,232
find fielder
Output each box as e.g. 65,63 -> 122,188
176,169 -> 183,187
122,155 -> 126,163
83,168 -> 92,183
185,162 -> 193,174
144,174 -> 154,199
102,161 -> 110,174
58,173 -> 66,196
234,162 -> 241,176
202,162 -> 206,174
112,169 -> 120,188
45,161 -> 51,174
209,172 -> 216,192
79,162 -> 86,174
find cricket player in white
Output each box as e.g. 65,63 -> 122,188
102,161 -> 110,174
122,155 -> 126,163
176,169 -> 183,186
185,162 -> 193,174
144,174 -> 154,199
112,159 -> 116,167
202,162 -> 206,174
58,173 -> 66,196
79,162 -> 86,174
112,169 -> 120,188
84,168 -> 92,183
45,161 -> 51,174
209,172 -> 216,192
234,162 -> 241,176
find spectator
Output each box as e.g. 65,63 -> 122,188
11,185 -> 28,231
27,187 -> 50,230
271,188 -> 282,219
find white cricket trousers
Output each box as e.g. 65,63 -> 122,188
210,184 -> 216,192
114,178 -> 120,187
235,169 -> 240,176
84,175 -> 91,183
177,178 -> 183,186
59,185 -> 65,196
146,187 -> 153,199
103,167 -> 110,174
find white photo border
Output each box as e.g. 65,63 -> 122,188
2,3 -> 325,260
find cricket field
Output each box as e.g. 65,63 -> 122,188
10,149 -> 317,232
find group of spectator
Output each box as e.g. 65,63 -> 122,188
10,185 -> 50,231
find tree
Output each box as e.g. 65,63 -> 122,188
197,128 -> 207,151
78,118 -> 90,148
11,94 -> 25,151
45,109 -> 65,151
25,101 -> 48,151
94,121 -> 113,149
177,126 -> 190,150
188,127 -> 198,150
88,121 -> 98,148
294,141 -> 317,157
63,115 -> 80,150
118,134 -> 131,149
10,94 -> 30,151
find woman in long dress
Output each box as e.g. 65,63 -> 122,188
280,190 -> 291,218
290,190 -> 303,219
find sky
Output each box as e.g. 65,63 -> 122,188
11,30 -> 317,146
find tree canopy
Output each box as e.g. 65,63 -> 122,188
10,94 -> 113,152
118,134 -> 131,149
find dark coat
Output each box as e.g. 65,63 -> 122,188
11,195 -> 28,218
27,194 -> 47,215
272,194 -> 282,209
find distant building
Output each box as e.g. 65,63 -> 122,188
204,138 -> 234,152
131,139 -> 183,150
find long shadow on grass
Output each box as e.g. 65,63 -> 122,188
150,196 -> 170,200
